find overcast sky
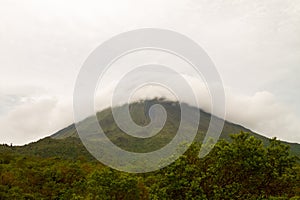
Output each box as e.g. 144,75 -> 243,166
0,0 -> 299,145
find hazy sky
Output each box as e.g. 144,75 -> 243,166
0,0 -> 299,145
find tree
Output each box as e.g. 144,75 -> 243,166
146,143 -> 207,200
87,168 -> 144,199
202,132 -> 298,199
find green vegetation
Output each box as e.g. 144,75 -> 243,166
51,99 -> 300,156
1,132 -> 299,199
1,100 -> 300,199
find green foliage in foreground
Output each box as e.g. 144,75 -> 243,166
1,132 -> 300,199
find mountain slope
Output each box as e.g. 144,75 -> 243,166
51,99 -> 300,156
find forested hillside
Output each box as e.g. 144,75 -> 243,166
1,100 -> 300,199
1,132 -> 299,199
52,99 -> 300,156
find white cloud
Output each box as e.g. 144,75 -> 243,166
0,94 -> 72,145
225,90 -> 300,142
